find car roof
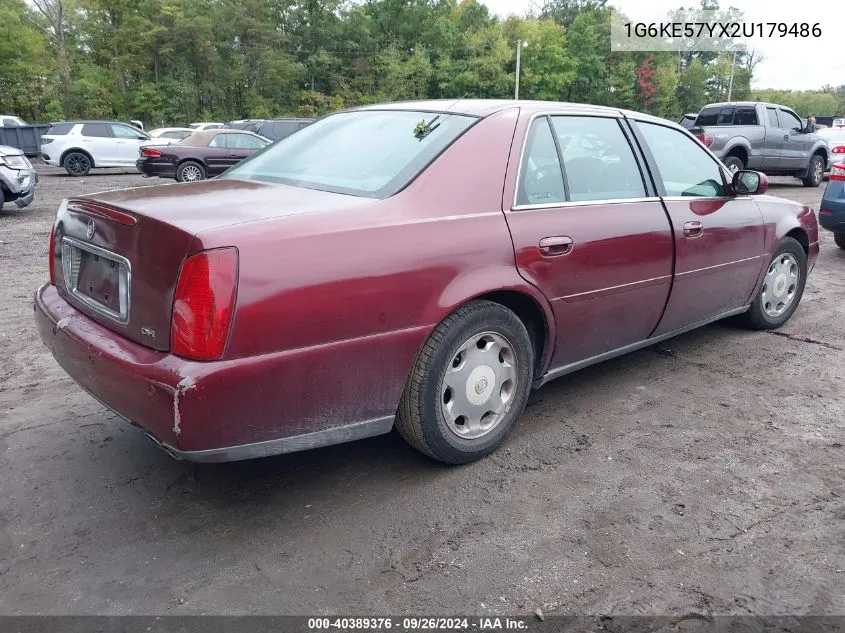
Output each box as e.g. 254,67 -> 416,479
347,99 -> 680,127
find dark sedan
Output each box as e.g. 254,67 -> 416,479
136,129 -> 270,182
819,161 -> 845,248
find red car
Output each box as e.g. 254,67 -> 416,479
35,100 -> 819,465
136,129 -> 271,182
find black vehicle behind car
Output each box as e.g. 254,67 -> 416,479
225,118 -> 313,141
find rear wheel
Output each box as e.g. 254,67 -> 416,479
738,237 -> 807,330
835,232 -> 845,249
176,161 -> 206,182
395,300 -> 534,464
63,152 -> 91,177
802,154 -> 824,187
723,155 -> 744,174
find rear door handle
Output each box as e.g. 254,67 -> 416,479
539,236 -> 573,256
783,134 -> 790,141
683,220 -> 703,238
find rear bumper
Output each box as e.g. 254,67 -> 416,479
34,283 -> 397,462
135,158 -> 176,178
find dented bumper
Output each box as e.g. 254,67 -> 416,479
33,283 -> 398,462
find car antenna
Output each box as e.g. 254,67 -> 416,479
414,93 -> 469,140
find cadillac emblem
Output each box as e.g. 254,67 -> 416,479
86,219 -> 95,239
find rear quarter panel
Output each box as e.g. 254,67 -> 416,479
179,107 -> 556,446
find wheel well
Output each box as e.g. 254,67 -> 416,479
178,158 -> 205,170
477,290 -> 548,374
60,148 -> 95,168
813,147 -> 827,162
726,146 -> 748,164
786,228 -> 809,254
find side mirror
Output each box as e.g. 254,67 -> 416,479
732,169 -> 768,195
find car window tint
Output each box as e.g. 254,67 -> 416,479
163,131 -> 189,139
550,116 -> 645,202
111,124 -> 140,139
779,109 -> 803,130
734,107 -> 758,125
272,121 -> 300,139
208,134 -> 228,148
694,107 -> 720,126
637,122 -> 726,197
228,133 -> 265,149
717,107 -> 735,125
516,117 -> 566,206
221,110 -> 477,199
766,107 -> 780,127
47,123 -> 74,135
2,118 -> 19,127
81,123 -> 111,138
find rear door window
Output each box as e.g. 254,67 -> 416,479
716,107 -> 735,125
734,107 -> 758,125
81,123 -> 111,138
766,107 -> 780,127
208,134 -> 228,148
110,124 -> 141,139
271,121 -> 301,140
516,118 -> 566,206
229,134 -> 266,149
695,107 -> 720,126
550,115 -> 646,202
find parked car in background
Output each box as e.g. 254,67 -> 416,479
136,128 -> 270,181
189,122 -> 224,131
0,144 -> 38,212
678,113 -> 698,129
36,99 -> 819,467
818,127 -> 845,173
1,116 -> 28,127
225,118 -> 313,141
40,121 -> 151,176
691,101 -> 829,186
819,161 -> 845,248
129,120 -> 144,130
141,127 -> 194,147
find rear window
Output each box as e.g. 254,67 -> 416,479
694,107 -> 720,126
47,122 -> 74,135
222,110 -> 478,198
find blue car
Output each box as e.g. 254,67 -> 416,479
820,162 -> 845,249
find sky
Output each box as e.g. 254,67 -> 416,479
479,0 -> 845,91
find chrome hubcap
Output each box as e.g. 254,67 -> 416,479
761,253 -> 799,317
440,331 -> 518,440
814,161 -> 823,181
182,166 -> 202,181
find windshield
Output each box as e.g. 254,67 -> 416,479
221,110 -> 478,198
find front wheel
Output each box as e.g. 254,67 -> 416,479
738,237 -> 807,330
176,161 -> 206,182
395,300 -> 534,464
834,232 -> 845,249
802,154 -> 824,187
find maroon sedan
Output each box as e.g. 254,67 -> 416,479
136,129 -> 271,182
35,100 -> 819,465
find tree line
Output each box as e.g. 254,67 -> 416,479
2,0 -> 843,126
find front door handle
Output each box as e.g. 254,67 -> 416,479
683,220 -> 703,238
539,235 -> 573,256
783,134 -> 790,141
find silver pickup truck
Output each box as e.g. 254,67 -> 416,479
691,101 -> 829,187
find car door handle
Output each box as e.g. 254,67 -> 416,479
683,221 -> 703,237
783,135 -> 790,141
539,236 -> 573,256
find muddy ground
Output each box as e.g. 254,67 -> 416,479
0,165 -> 842,617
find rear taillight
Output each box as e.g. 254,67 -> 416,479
48,225 -> 56,284
171,248 -> 239,361
698,134 -> 713,148
141,147 -> 162,157
41,138 -> 53,145
831,163 -> 845,181
832,145 -> 845,154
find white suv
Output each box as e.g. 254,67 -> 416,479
40,121 -> 150,176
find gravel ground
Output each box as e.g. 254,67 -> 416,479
0,165 -> 843,617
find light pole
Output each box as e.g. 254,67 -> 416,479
514,40 -> 528,100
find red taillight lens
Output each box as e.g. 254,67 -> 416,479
831,163 -> 845,181
171,248 -> 239,361
698,134 -> 713,148
832,145 -> 845,154
141,147 -> 162,157
48,225 -> 56,285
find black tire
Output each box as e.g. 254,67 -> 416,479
63,151 -> 91,177
802,154 -> 824,187
176,161 -> 206,182
395,300 -> 534,464
834,232 -> 845,250
738,237 -> 807,330
723,155 -> 744,174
